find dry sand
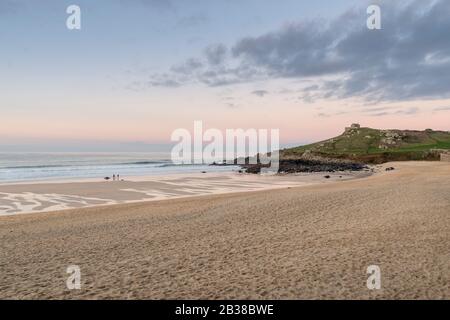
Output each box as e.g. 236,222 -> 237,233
0,161 -> 449,299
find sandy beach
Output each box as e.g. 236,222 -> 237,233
0,170 -> 367,216
0,161 -> 449,299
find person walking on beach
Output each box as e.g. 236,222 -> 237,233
117,174 -> 120,181
113,174 -> 116,181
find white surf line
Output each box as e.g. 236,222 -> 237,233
0,172 -> 360,216
0,192 -> 117,216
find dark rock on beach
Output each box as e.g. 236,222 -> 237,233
242,158 -> 367,174
209,153 -> 367,174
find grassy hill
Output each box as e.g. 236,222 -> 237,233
282,124 -> 450,164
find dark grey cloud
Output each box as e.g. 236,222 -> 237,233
361,106 -> 394,113
369,107 -> 420,117
204,44 -> 228,66
232,0 -> 450,102
170,58 -> 203,74
147,0 -> 450,103
316,110 -> 349,118
251,90 -> 269,97
319,105 -> 420,118
395,107 -> 419,115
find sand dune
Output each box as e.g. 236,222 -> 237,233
0,162 -> 448,299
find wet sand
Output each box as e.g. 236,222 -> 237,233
0,162 -> 449,299
0,171 -> 366,216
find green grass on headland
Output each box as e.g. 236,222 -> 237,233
282,125 -> 450,164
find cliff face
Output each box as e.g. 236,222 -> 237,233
283,125 -> 450,164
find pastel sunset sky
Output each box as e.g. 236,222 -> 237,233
1,0 -> 449,151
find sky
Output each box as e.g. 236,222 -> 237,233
1,0 -> 450,151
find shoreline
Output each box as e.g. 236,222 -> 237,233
0,168 -> 373,217
0,169 -> 239,186
0,165 -> 240,186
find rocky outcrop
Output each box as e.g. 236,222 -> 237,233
378,130 -> 405,149
242,158 -> 367,174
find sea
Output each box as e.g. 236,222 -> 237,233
0,152 -> 238,183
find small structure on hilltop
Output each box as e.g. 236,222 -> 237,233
344,123 -> 361,134
346,123 -> 360,130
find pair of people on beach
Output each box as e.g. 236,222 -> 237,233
112,174 -> 120,181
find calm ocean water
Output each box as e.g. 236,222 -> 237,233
0,152 -> 238,183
